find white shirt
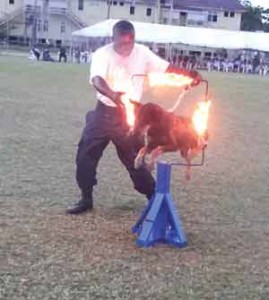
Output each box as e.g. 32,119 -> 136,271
90,43 -> 169,107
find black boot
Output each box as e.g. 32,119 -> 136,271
66,190 -> 93,214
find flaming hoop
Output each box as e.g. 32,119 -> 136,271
121,94 -> 136,127
147,72 -> 193,87
120,73 -> 211,136
120,72 -> 194,128
192,100 -> 211,136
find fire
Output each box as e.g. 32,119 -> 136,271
148,72 -> 193,87
116,72 -> 194,128
192,101 -> 211,136
121,94 -> 135,127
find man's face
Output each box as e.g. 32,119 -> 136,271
113,32 -> 135,57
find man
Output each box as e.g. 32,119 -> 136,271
58,46 -> 67,63
67,20 -> 201,214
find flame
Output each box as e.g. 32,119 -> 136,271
121,94 -> 135,127
148,72 -> 193,87
192,101 -> 211,136
114,72 -> 193,128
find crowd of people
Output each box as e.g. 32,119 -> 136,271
29,46 -> 67,62
168,52 -> 269,76
71,48 -> 92,64
29,44 -> 269,76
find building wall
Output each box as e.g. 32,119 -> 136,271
161,8 -> 242,31
69,0 -> 156,26
69,0 -> 107,26
215,11 -> 241,31
1,0 -> 243,45
0,0 -> 22,18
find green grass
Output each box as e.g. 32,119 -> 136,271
1,55 -> 269,299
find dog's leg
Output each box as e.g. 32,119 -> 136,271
147,146 -> 164,171
185,158 -> 191,181
134,146 -> 148,169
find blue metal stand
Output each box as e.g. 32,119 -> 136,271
132,162 -> 187,248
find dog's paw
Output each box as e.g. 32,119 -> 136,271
134,156 -> 144,169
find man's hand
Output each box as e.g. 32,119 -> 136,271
188,70 -> 202,87
92,76 -> 126,106
111,91 -> 125,106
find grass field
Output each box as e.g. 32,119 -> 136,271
1,55 -> 269,300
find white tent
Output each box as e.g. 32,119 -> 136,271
72,19 -> 269,52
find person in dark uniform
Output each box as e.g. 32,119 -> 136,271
58,46 -> 67,62
67,20 -> 201,214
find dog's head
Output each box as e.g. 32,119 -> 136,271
174,117 -> 208,161
186,130 -> 208,161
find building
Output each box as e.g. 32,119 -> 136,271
167,0 -> 245,31
0,0 -> 244,47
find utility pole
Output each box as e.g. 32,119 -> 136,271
169,0 -> 174,24
31,0 -> 38,47
4,0 -> 9,50
6,12 -> 9,49
155,0 -> 161,23
107,0 -> 112,19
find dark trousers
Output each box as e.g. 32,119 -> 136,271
59,53 -> 67,62
76,101 -> 155,199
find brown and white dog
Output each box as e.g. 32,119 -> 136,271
130,102 -> 208,179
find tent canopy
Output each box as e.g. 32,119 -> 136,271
72,19 -> 269,52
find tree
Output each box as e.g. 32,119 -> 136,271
240,0 -> 269,32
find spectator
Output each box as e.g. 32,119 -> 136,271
58,46 -> 67,62
31,46 -> 41,61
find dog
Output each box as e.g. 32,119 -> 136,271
130,102 -> 208,180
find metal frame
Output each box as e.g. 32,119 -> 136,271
131,74 -> 209,167
132,78 -> 210,248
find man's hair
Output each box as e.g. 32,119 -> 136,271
113,20 -> 135,36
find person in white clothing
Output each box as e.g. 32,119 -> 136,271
67,20 -> 202,214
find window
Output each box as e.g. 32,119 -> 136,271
60,21 -> 65,33
9,0 -> 15,4
208,13 -> 217,22
113,1 -> 117,5
130,6 -> 135,15
230,11 -> 235,17
160,0 -> 165,4
37,19 -> 42,32
146,8 -> 152,17
9,36 -> 18,42
163,17 -> 168,24
78,0 -> 84,10
224,11 -> 229,17
43,20 -> 48,32
187,19 -> 204,26
56,40 -> 62,47
26,15 -> 33,26
119,1 -> 124,6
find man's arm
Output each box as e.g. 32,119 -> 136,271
144,46 -> 202,86
91,76 -> 123,105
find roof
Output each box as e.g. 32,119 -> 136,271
172,0 -> 245,12
116,0 -> 245,11
72,19 -> 269,52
